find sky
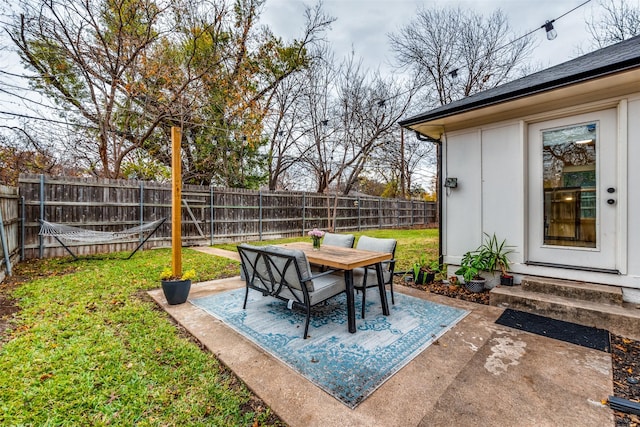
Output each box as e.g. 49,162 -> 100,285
261,0 -> 598,76
0,0 -> 599,123
259,0 -> 600,186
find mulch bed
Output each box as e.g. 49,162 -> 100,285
399,277 -> 640,426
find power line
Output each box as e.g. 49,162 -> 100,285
0,110 -> 99,130
495,0 -> 593,53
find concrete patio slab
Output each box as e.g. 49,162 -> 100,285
148,279 -> 613,426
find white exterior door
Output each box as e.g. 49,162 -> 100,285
527,109 -> 618,271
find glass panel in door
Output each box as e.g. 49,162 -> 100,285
542,123 -> 597,248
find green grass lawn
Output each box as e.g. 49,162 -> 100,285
0,228 -> 436,425
215,228 -> 439,273
0,249 -> 280,426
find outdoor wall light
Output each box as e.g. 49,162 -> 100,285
444,177 -> 458,188
543,20 -> 557,40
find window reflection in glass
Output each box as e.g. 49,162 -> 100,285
542,123 -> 597,248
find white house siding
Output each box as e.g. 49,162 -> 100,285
442,130 -> 483,259
624,94 -> 640,302
480,124 -> 524,259
443,123 -> 523,265
441,95 -> 640,303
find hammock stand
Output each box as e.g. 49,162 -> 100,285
38,217 -> 167,260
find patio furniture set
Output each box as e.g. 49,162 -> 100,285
237,233 -> 397,338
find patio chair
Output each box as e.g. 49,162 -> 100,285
322,232 -> 355,248
237,244 -> 346,339
352,235 -> 397,319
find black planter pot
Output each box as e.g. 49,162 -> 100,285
415,270 -> 436,285
500,275 -> 514,286
161,279 -> 192,305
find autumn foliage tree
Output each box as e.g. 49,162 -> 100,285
5,0 -> 329,185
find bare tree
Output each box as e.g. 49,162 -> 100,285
586,0 -> 640,49
389,6 -> 534,106
299,52 -> 414,195
4,0 -> 217,178
261,5 -> 335,190
367,127 -> 435,199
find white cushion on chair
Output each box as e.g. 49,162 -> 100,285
322,232 -> 355,248
355,235 -> 396,254
353,236 -> 396,288
265,245 -> 314,291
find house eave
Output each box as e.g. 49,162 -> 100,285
402,66 -> 640,139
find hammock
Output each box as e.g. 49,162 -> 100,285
39,218 -> 167,260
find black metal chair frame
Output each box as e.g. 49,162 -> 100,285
353,242 -> 397,319
237,245 -> 344,339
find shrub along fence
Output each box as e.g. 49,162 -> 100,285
16,174 -> 436,260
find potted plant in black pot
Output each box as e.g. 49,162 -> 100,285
160,268 -> 196,305
412,256 -> 440,285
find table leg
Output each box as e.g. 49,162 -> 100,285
344,269 -> 356,333
375,263 -> 390,316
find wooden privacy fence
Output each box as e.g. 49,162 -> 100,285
18,174 -> 437,260
0,185 -> 20,281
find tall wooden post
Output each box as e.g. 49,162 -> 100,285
400,127 -> 406,199
171,126 -> 182,277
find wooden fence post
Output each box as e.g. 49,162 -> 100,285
302,192 -> 306,235
171,126 -> 182,277
259,190 -> 263,240
39,174 -> 44,258
210,186 -> 214,246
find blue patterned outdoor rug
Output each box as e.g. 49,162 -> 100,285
191,288 -> 468,408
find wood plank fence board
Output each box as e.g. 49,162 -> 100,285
12,174 -> 436,260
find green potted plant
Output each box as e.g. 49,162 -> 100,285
455,250 -> 488,292
160,268 -> 196,305
481,233 -> 514,287
412,256 -> 439,284
455,233 -> 514,291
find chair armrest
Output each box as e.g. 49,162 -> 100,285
305,268 -> 337,281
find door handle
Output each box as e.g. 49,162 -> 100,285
607,187 -> 616,193
607,199 -> 616,205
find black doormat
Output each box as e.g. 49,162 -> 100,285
495,309 -> 610,352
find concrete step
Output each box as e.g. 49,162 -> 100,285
490,285 -> 640,340
521,276 -> 623,305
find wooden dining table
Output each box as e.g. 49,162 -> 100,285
280,242 -> 392,333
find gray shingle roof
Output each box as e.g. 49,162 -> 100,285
399,35 -> 640,127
